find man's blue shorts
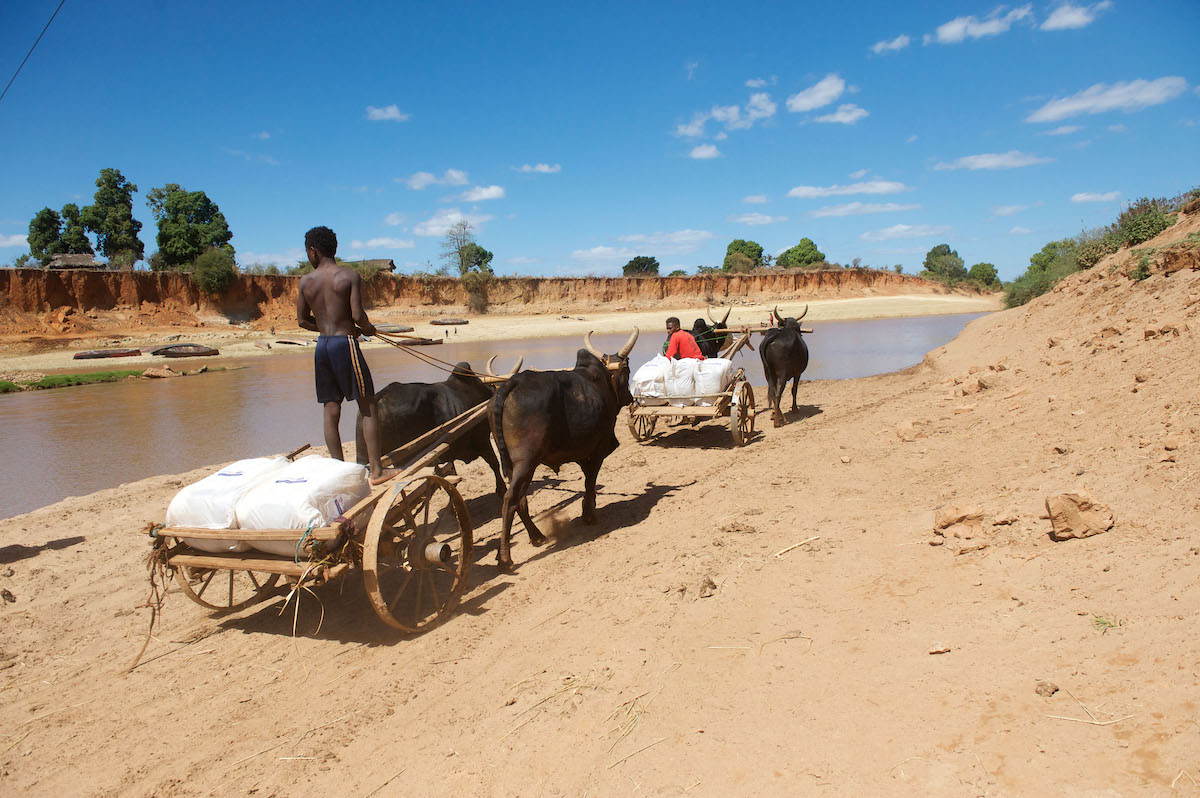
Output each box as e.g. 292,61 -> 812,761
314,335 -> 375,404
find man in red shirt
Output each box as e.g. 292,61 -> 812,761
663,317 -> 706,360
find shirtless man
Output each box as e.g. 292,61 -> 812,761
296,226 -> 396,485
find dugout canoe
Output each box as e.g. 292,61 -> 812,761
72,348 -> 142,360
149,343 -> 220,358
430,318 -> 469,326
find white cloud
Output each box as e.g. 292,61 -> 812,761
786,73 -> 845,112
1010,226 -> 1032,234
714,131 -> 728,141
460,185 -> 506,201
745,77 -> 767,88
727,213 -> 788,225
414,208 -> 493,237
569,245 -> 637,267
934,150 -> 1054,170
812,202 -> 920,217
993,204 -> 1028,216
743,194 -> 768,204
905,134 -> 918,143
384,212 -> 405,226
255,130 -> 270,140
350,238 -> 416,250
1107,123 -> 1127,133
515,163 -> 561,174
617,229 -> 714,255
787,180 -> 911,198
815,103 -> 869,124
871,34 -> 911,54
745,92 -> 777,124
402,169 -> 469,190
848,169 -> 869,179
929,4 -> 1033,43
689,144 -> 720,159
1026,77 -> 1189,122
678,92 -> 777,138
1071,191 -> 1120,202
685,60 -> 699,80
507,256 -> 538,265
1041,1 -> 1112,30
365,104 -> 410,122
0,233 -> 28,248
676,114 -> 708,137
861,224 -> 951,242
1044,125 -> 1082,135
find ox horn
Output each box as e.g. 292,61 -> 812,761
505,356 -> 523,378
617,327 -> 639,358
583,331 -> 605,360
795,304 -> 808,322
707,305 -> 732,326
772,305 -> 783,324
484,355 -> 498,377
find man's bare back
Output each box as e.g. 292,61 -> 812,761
297,264 -> 372,338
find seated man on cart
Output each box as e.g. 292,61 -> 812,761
663,317 -> 706,361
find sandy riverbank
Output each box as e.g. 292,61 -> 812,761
0,293 -> 999,376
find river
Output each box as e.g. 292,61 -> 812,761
0,312 -> 987,519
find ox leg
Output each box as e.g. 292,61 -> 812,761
770,377 -> 785,427
790,377 -> 800,412
580,457 -> 603,524
498,463 -> 544,570
516,496 -> 547,547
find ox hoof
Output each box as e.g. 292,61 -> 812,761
496,557 -> 516,573
528,532 -> 547,547
580,513 -> 597,525
772,417 -> 785,428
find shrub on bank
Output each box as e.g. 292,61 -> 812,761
192,248 -> 237,293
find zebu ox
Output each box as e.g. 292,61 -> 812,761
759,305 -> 810,427
356,357 -> 520,495
691,306 -> 733,358
489,329 -> 639,570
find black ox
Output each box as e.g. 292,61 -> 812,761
759,305 -> 810,427
689,306 -> 733,358
489,329 -> 639,570
356,358 -> 518,496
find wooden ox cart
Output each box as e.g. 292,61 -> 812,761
150,350 -> 520,634
626,332 -> 758,446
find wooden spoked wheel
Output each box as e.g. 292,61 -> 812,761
628,411 -> 657,442
363,474 -> 473,632
730,380 -> 756,446
173,565 -> 280,613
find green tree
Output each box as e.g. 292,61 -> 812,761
1028,239 -> 1076,273
146,183 -> 233,268
12,253 -> 32,269
459,242 -> 494,274
192,247 -> 237,293
623,255 -> 660,276
81,168 -> 144,263
724,252 -> 755,273
921,243 -> 966,282
892,264 -> 903,274
968,262 -> 998,286
723,239 -> 763,270
440,219 -> 478,275
59,203 -> 93,255
779,238 -> 825,269
667,269 -> 687,277
27,207 -> 63,263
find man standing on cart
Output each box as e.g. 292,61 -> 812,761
296,226 -> 397,485
663,317 -> 706,360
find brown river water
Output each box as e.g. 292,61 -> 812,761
0,312 -> 987,519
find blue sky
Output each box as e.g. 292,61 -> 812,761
1,1 -> 1197,281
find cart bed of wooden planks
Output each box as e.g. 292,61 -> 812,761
626,332 -> 757,446
155,401 -> 490,633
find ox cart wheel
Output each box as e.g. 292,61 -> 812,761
628,411 -> 657,442
173,566 -> 280,613
363,474 -> 473,632
729,380 -> 755,446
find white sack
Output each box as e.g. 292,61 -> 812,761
694,358 -> 735,406
166,456 -> 290,553
631,355 -> 669,405
664,358 -> 700,406
236,456 -> 370,556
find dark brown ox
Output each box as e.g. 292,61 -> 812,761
489,329 -> 639,570
759,304 -> 810,427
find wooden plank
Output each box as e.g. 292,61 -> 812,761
163,526 -> 341,541
379,402 -> 488,469
632,405 -> 723,418
167,553 -> 350,579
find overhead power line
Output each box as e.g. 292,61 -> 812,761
0,0 -> 68,107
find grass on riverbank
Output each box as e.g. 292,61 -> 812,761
1,366 -> 240,394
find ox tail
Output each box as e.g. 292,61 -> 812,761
491,377 -> 517,480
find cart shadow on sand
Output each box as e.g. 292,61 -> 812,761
0,535 -> 86,565
213,478 -> 688,645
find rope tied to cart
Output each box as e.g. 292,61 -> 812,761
125,523 -> 173,673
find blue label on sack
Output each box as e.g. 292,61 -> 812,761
217,471 -> 244,477
275,478 -> 309,484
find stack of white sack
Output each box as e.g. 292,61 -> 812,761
165,456 -> 290,553
631,355 -> 670,405
235,456 -> 371,556
694,358 -> 735,406
664,358 -> 700,407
